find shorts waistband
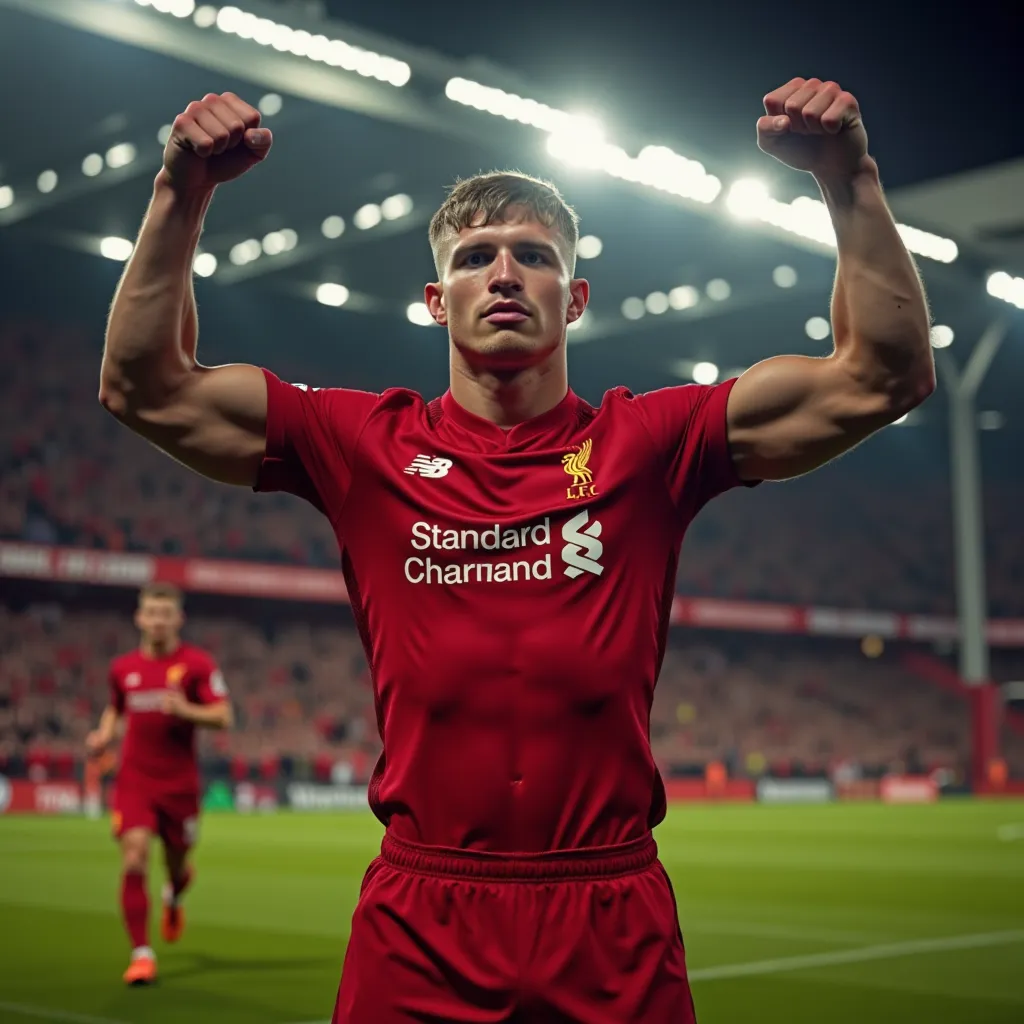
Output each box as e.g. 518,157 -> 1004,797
380,833 -> 657,881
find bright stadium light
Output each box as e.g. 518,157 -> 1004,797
692,361 -> 719,385
262,231 -> 287,256
621,297 -> 646,320
725,177 -> 770,219
773,264 -> 798,288
82,153 -> 104,177
259,93 -> 283,117
979,411 -> 1004,431
645,291 -> 670,315
37,170 -> 58,194
321,215 -> 346,239
669,285 -> 699,310
193,252 -> 217,277
805,316 -> 831,341
316,283 -> 350,307
100,236 -> 134,261
930,324 -> 954,349
279,228 -> 298,251
106,143 -> 137,169
157,124 -> 173,146
229,239 -> 262,265
381,194 -> 413,220
406,302 -> 435,326
193,5 -> 218,28
354,204 -> 382,230
0,185 -> 13,210
987,270 -> 1024,309
567,310 -> 589,336
706,278 -> 731,301
576,235 -> 603,260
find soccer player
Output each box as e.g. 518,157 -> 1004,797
85,582 -> 232,986
99,79 -> 933,1020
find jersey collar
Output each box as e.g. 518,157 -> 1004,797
439,388 -> 583,448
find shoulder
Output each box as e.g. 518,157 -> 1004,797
109,652 -> 136,677
181,645 -> 217,671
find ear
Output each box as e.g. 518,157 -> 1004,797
566,278 -> 590,325
424,282 -> 447,326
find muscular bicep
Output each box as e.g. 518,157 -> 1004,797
110,362 -> 268,486
726,354 -> 899,481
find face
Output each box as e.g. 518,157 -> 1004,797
134,597 -> 183,648
425,208 -> 589,371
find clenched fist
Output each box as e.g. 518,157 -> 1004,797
160,91 -> 272,194
757,78 -> 869,181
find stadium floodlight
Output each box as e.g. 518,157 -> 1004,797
106,143 -> 138,169
354,204 -> 383,230
0,186 -> 13,210
805,316 -> 831,341
157,124 -> 173,146
213,6 -> 410,87
279,228 -> 298,251
930,324 -> 954,349
37,170 -> 58,194
193,252 -> 217,277
566,310 -> 589,335
576,235 -> 603,260
82,153 -> 104,177
316,283 -> 350,307
772,264 -> 798,288
725,178 -> 771,219
692,361 -> 719,385
978,411 -> 1004,431
621,297 -> 646,320
645,291 -> 670,315
381,194 -> 414,220
669,285 -> 699,310
262,231 -> 287,256
705,278 -> 731,302
193,5 -> 218,28
100,236 -> 134,261
258,93 -> 283,117
229,239 -> 262,265
406,302 -> 435,326
321,215 -> 346,239
987,270 -> 1024,309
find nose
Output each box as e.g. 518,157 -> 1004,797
487,249 -> 523,293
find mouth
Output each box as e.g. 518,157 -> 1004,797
482,301 -> 530,324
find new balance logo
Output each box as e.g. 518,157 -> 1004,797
404,455 -> 454,479
561,509 -> 604,578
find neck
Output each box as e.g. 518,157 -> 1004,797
141,638 -> 176,658
448,349 -> 568,428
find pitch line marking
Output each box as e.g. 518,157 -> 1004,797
688,928 -> 1024,982
0,1003 -> 129,1024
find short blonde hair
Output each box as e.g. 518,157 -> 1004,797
429,170 -> 580,276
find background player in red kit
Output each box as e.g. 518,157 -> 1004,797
85,582 -> 232,986
100,79 -> 933,1020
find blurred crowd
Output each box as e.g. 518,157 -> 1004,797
2,322 -> 1022,616
3,601 -> 1022,783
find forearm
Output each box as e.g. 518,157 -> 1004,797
100,175 -> 213,415
820,160 -> 934,400
97,706 -> 121,742
184,702 -> 233,730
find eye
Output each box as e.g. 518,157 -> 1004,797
464,251 -> 488,267
521,250 -> 545,265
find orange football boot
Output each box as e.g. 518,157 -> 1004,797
123,953 -> 157,986
161,866 -> 193,943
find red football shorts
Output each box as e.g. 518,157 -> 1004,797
332,833 -> 696,1023
112,776 -> 200,850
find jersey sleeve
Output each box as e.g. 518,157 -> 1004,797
254,368 -> 380,522
109,664 -> 125,715
629,376 -> 755,520
192,655 -> 229,706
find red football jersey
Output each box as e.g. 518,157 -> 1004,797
109,643 -> 226,791
257,369 -> 751,852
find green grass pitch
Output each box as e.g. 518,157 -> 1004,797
1,801 -> 1022,1023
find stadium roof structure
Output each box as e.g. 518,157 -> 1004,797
1,0 -> 1022,429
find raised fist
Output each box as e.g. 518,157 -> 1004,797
160,91 -> 273,194
757,78 -> 869,181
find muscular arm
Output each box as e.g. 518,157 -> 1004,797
99,178 -> 267,486
183,701 -> 234,730
728,88 -> 935,482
